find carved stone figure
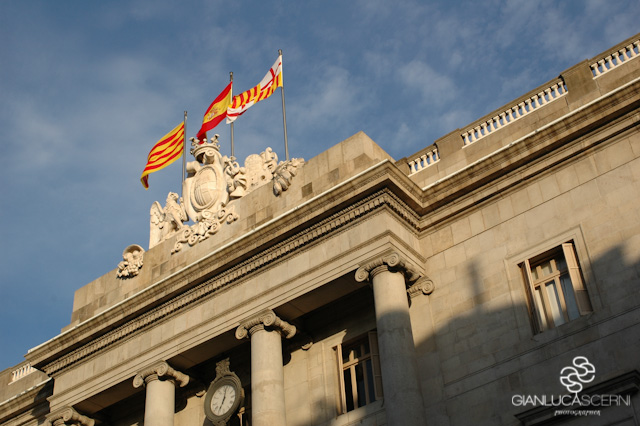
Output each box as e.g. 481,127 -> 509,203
116,244 -> 145,278
150,134 -> 305,254
149,192 -> 187,249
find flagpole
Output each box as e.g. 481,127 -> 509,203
182,111 -> 187,189
230,72 -> 235,158
279,49 -> 289,161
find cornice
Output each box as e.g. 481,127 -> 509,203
418,77 -> 640,218
36,189 -> 420,375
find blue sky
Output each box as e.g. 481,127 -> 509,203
0,0 -> 637,370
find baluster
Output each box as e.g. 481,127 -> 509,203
421,154 -> 428,167
524,99 -> 532,113
538,91 -> 547,105
499,112 -> 506,126
408,160 -> 416,174
480,122 -> 488,136
558,81 -> 566,95
490,116 -> 499,130
544,88 -> 552,103
474,126 -> 482,140
611,52 -> 620,66
604,55 -> 613,71
598,59 -> 606,74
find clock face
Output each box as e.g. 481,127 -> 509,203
210,384 -> 237,416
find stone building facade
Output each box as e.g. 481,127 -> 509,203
1,33 -> 640,426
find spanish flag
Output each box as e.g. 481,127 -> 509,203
226,54 -> 283,123
140,122 -> 185,189
196,82 -> 233,141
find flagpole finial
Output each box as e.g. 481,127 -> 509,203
278,49 -> 282,55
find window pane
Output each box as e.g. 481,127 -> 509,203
556,256 -> 567,271
545,281 -> 565,326
355,364 -> 366,407
365,359 -> 375,403
540,260 -> 553,277
532,267 -> 539,281
560,273 -> 580,320
534,287 -> 548,330
362,339 -> 370,355
343,369 -> 354,412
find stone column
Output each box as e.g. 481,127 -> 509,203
46,407 -> 95,426
356,252 -> 430,426
236,310 -> 296,426
133,361 -> 190,426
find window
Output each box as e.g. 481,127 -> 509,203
521,242 -> 592,333
335,332 -> 383,413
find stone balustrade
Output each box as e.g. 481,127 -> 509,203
461,79 -> 568,146
10,363 -> 35,383
408,146 -> 440,175
590,38 -> 639,77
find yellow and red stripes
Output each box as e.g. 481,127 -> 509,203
227,55 -> 283,123
140,122 -> 184,189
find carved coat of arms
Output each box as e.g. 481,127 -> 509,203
147,135 -> 304,254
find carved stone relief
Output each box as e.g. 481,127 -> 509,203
148,134 -> 305,254
116,244 -> 145,278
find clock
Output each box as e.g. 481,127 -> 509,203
204,362 -> 244,425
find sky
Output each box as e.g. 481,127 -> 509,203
0,0 -> 638,370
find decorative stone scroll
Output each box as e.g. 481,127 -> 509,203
117,244 -> 145,278
46,407 -> 95,426
355,252 -> 435,296
150,135 -> 305,254
133,360 -> 190,388
235,309 -> 296,340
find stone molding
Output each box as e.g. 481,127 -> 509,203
38,188 -> 416,375
235,310 -> 296,340
46,407 -> 94,426
132,361 -> 190,389
355,251 -> 435,296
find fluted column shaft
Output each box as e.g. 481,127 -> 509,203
236,310 -> 296,426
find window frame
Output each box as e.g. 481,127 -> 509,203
520,241 -> 592,333
335,331 -> 383,414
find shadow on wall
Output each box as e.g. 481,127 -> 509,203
290,243 -> 640,426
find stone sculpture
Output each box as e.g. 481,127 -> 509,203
148,134 -> 304,254
116,244 -> 145,278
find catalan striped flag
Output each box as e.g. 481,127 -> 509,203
196,82 -> 232,141
226,54 -> 283,123
140,122 -> 185,189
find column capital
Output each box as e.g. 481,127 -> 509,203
235,309 -> 296,340
46,407 -> 95,426
355,252 -> 421,283
133,360 -> 190,388
355,252 -> 435,296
